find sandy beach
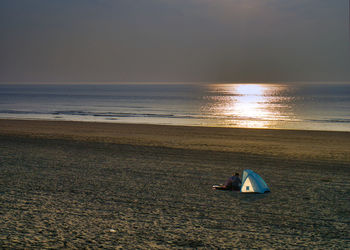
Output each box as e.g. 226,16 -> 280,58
1,119 -> 349,248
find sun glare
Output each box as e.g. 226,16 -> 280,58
203,84 -> 289,128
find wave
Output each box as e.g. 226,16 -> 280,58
1,109 -> 350,125
0,109 -> 195,120
307,118 -> 350,124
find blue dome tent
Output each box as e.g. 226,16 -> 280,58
241,169 -> 270,193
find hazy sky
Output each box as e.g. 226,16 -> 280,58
1,0 -> 349,83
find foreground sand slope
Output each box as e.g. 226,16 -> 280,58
1,119 -> 350,163
0,119 -> 349,248
1,136 -> 349,248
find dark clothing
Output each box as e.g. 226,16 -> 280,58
224,176 -> 242,191
214,185 -> 240,191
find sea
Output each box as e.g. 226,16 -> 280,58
0,82 -> 350,132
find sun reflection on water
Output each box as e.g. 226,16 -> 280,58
202,83 -> 295,128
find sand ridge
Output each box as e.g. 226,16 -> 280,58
1,119 -> 350,163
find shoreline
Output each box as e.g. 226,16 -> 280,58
3,117 -> 350,133
1,118 -> 350,163
1,116 -> 350,133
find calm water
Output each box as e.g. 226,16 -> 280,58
0,83 -> 350,131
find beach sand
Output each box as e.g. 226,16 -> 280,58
0,119 -> 349,248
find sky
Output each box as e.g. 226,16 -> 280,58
1,0 -> 349,83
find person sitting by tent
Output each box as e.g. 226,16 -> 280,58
213,173 -> 242,191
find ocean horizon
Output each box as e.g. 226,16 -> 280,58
1,82 -> 350,132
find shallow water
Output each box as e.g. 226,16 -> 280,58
0,82 -> 349,131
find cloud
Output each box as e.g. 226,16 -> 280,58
0,0 -> 349,82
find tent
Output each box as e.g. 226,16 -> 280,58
241,169 -> 270,193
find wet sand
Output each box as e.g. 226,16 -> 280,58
0,119 -> 349,248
